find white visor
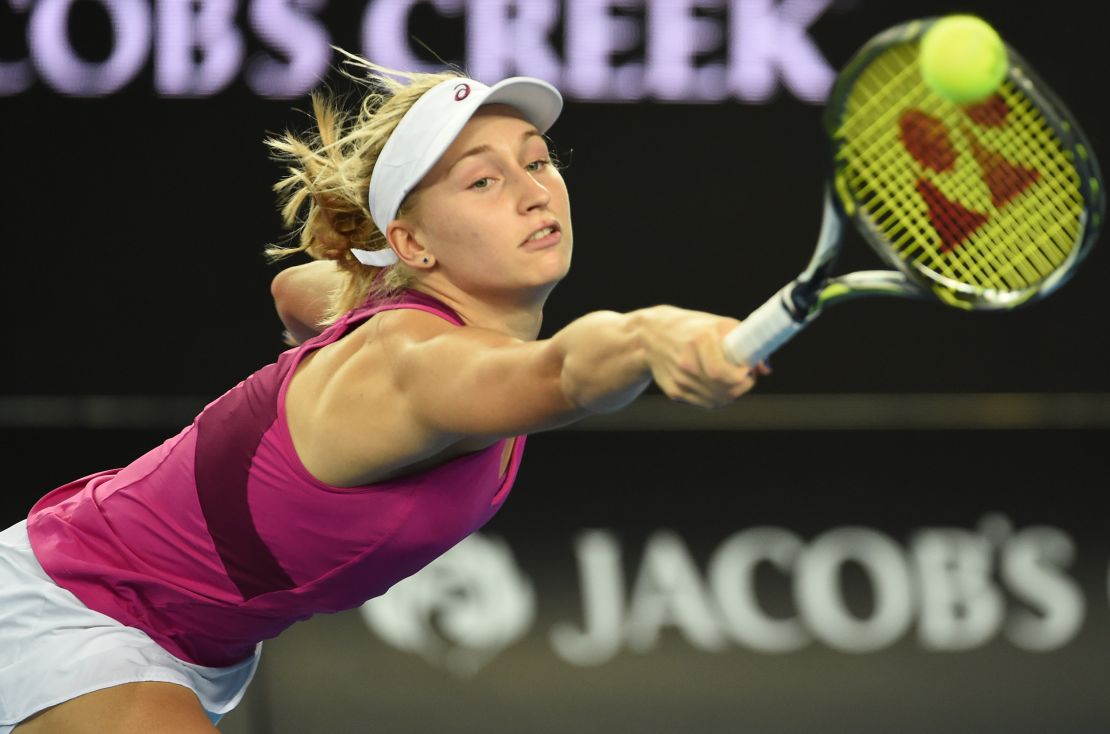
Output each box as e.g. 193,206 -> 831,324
354,76 -> 563,268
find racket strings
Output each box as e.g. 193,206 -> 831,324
856,79 -> 1077,291
830,68 -> 967,281
843,65 -> 1070,288
839,73 -> 1016,290
833,42 -> 1084,299
948,91 -> 1077,284
844,83 -> 1031,291
835,49 -> 1017,289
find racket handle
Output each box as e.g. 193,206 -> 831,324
723,285 -> 807,366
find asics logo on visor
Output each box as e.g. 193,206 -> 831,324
454,83 -> 471,101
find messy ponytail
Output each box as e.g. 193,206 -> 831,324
266,51 -> 463,325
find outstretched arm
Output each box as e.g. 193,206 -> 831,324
557,305 -> 768,413
285,303 -> 768,486
389,305 -> 763,440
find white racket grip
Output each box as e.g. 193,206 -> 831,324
722,285 -> 807,366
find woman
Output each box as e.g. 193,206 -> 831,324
0,57 -> 764,733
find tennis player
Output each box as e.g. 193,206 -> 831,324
0,58 -> 764,733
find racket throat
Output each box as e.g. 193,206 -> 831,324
792,186 -> 844,318
786,279 -> 826,320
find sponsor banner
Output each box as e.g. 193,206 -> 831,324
1,0 -> 837,101
360,516 -> 1087,676
234,428 -> 1109,732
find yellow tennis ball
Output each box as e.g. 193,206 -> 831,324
919,15 -> 1009,104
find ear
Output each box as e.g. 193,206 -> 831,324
386,219 -> 434,269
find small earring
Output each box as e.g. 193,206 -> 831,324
422,257 -> 430,264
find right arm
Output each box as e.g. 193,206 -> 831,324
390,305 -> 760,440
555,306 -> 761,413
288,304 -> 763,485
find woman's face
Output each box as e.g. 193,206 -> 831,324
397,105 -> 573,303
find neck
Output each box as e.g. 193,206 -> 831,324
411,278 -> 551,341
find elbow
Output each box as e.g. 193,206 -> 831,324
269,264 -> 329,344
270,266 -> 296,310
562,370 -> 651,415
269,268 -> 301,331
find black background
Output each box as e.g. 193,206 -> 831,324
1,0 -> 1107,399
2,1 -> 1109,732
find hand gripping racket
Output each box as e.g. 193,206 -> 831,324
723,18 -> 1104,367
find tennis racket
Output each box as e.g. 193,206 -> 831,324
722,17 -> 1104,367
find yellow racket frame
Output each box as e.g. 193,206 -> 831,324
828,19 -> 1102,310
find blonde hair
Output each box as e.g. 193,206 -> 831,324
266,51 -> 463,325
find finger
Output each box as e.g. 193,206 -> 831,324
658,355 -> 725,407
657,374 -> 715,409
712,316 -> 743,337
728,372 -> 757,399
669,346 -> 720,403
672,371 -> 719,406
694,332 -> 755,400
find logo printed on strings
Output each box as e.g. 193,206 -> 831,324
898,95 -> 1041,252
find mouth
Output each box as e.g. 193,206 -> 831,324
522,222 -> 562,248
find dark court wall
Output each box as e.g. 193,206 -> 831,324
1,0 -> 1107,397
2,1 -> 1108,731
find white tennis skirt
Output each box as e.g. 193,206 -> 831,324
0,520 -> 261,732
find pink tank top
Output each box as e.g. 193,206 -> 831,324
27,290 -> 526,667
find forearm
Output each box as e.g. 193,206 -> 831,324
394,304 -> 757,439
551,309 -> 653,414
553,304 -> 761,414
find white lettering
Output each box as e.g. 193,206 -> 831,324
0,0 -> 33,95
624,530 -> 726,652
728,0 -> 834,102
30,0 -> 150,96
363,518 -> 1088,674
247,0 -> 330,98
913,529 -> 1004,650
550,529 -> 626,666
708,527 -> 811,652
796,527 -> 914,652
645,0 -> 725,101
361,0 -> 463,73
466,0 -> 561,83
1002,527 -> 1084,651
562,0 -> 642,100
5,0 -> 844,102
155,0 -> 242,96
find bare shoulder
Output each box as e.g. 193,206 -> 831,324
281,311 -> 429,487
286,304 -> 566,486
370,306 -> 520,351
282,307 -> 506,487
373,309 -> 575,438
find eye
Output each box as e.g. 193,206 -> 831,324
470,177 -> 493,190
525,159 -> 550,173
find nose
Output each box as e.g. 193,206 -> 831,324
514,166 -> 551,214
